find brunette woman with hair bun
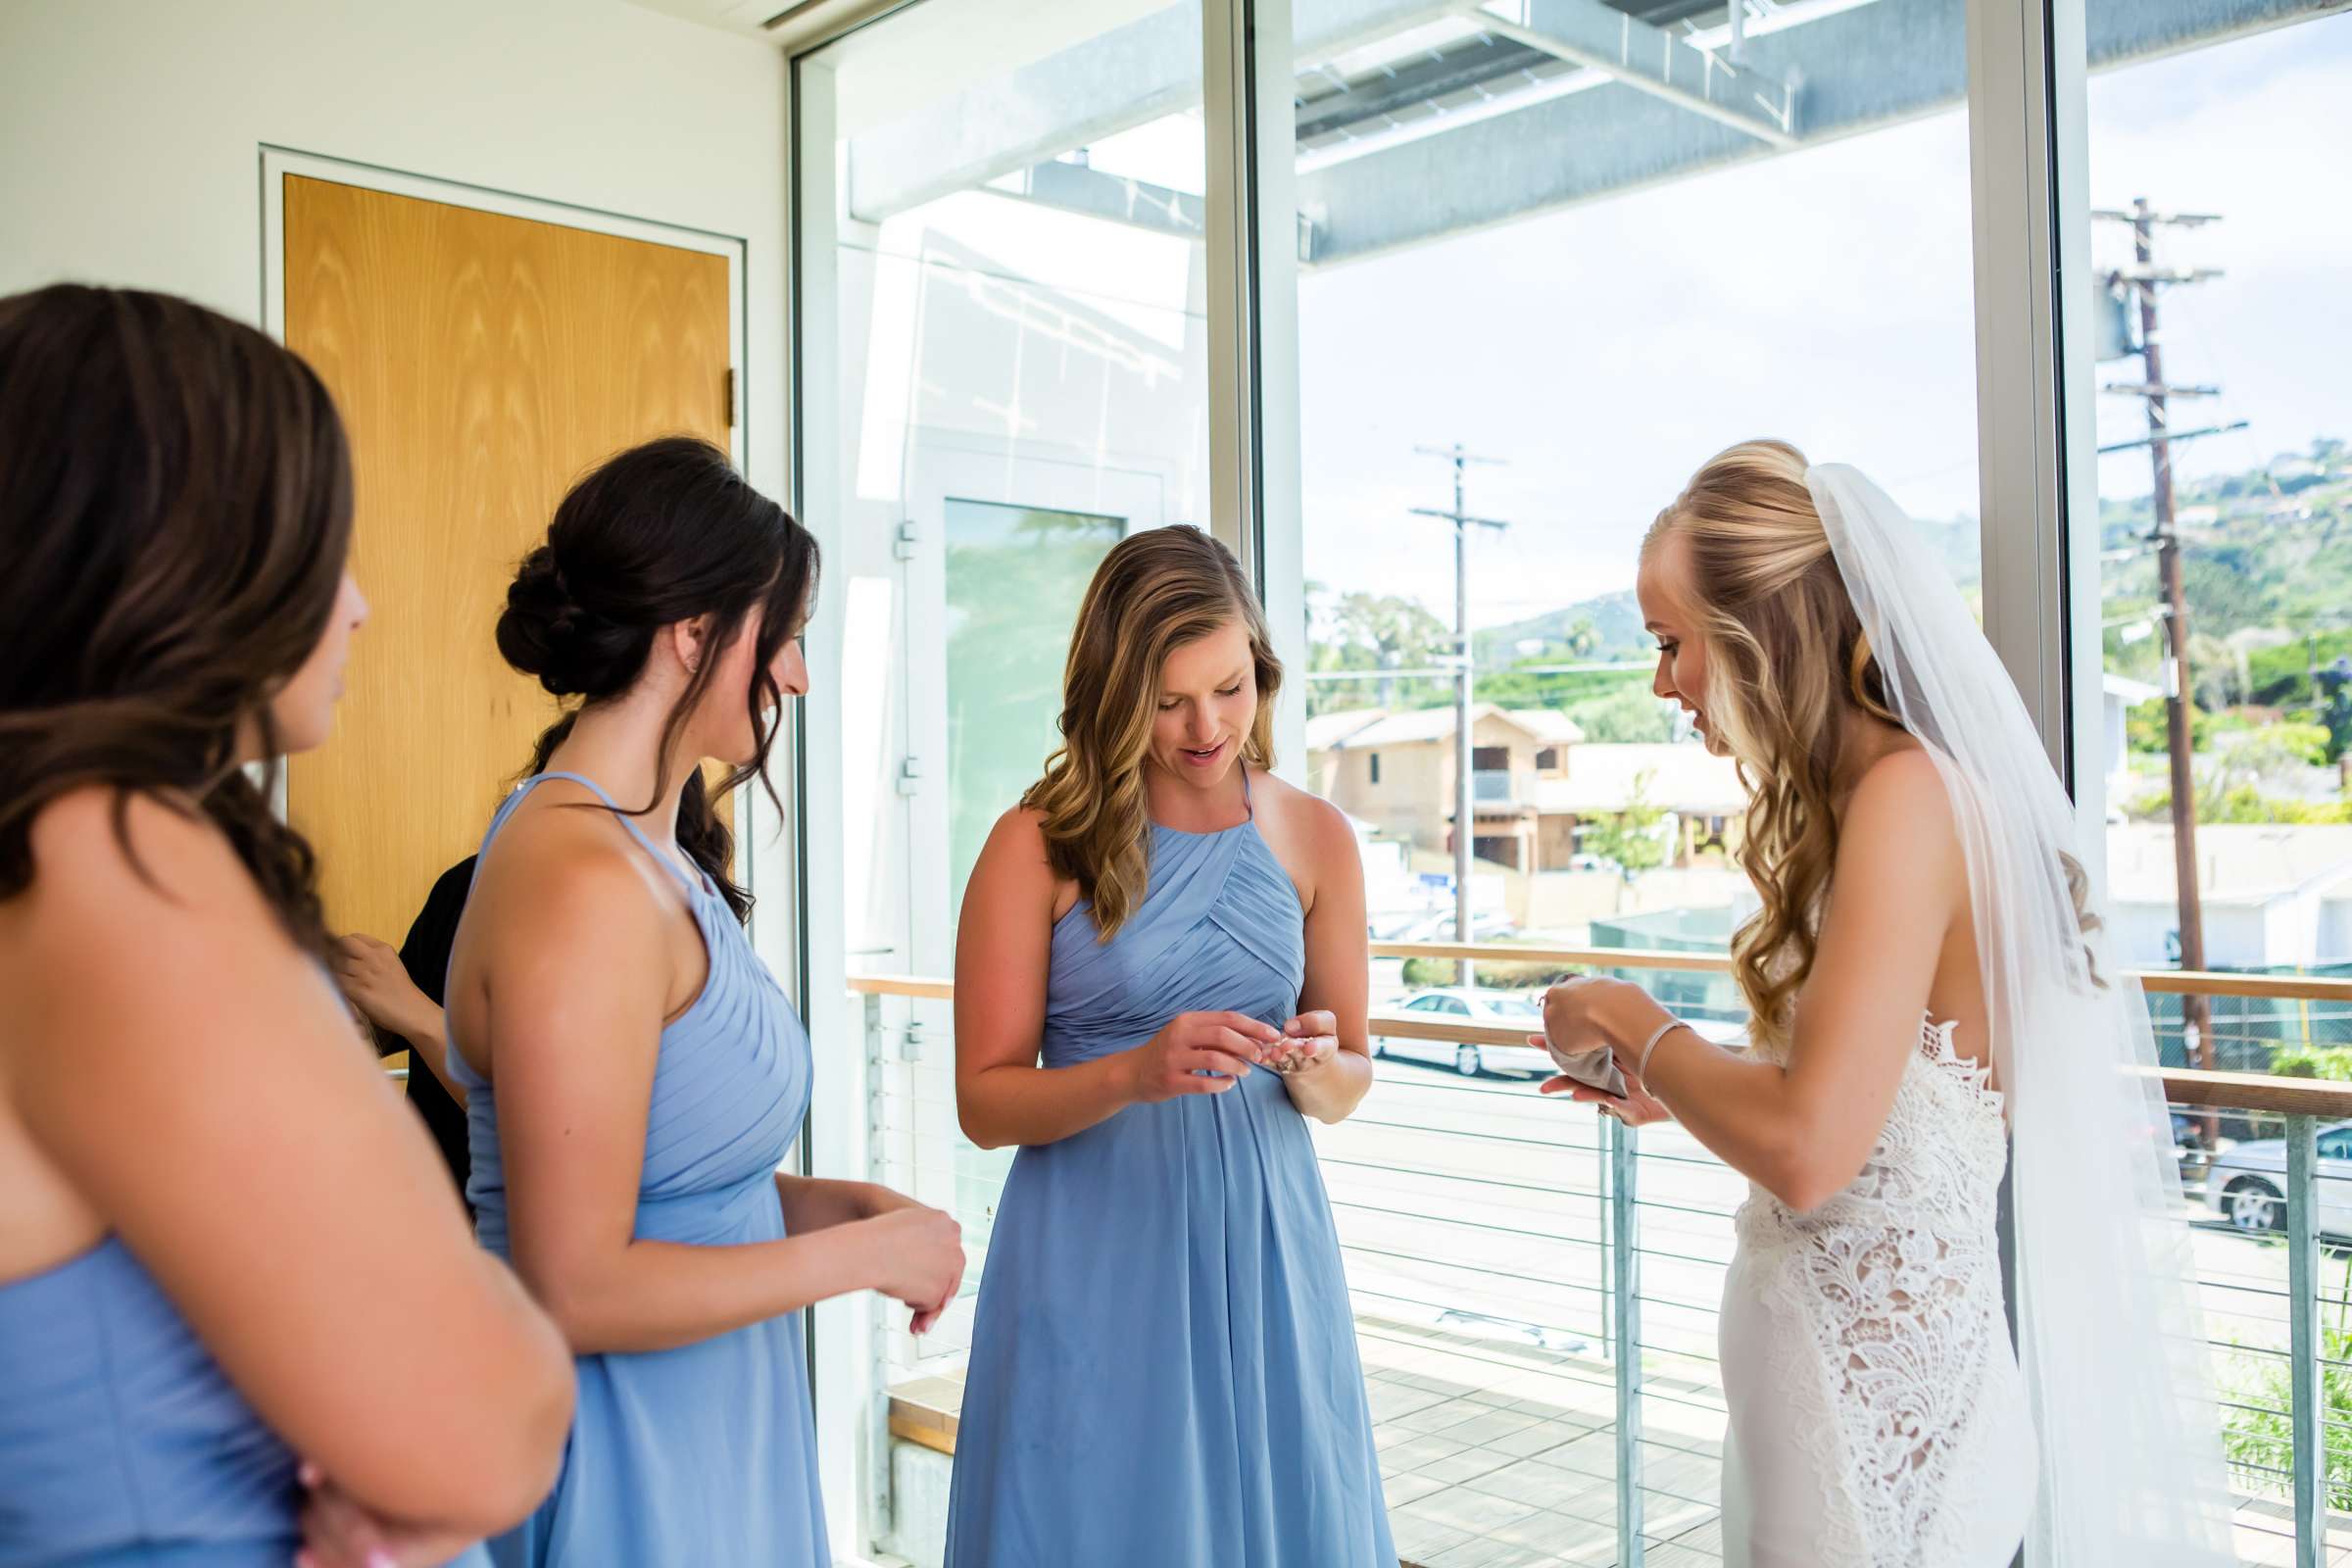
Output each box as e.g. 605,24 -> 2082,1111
0,283 -> 572,1568
442,436 -> 962,1567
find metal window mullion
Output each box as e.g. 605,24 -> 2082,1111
1965,0 -> 2104,845
1204,0 -> 1308,778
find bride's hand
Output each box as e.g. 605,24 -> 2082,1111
1533,1039 -> 1674,1127
1539,974 -> 1643,1060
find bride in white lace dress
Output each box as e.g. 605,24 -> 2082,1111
1536,443 -> 2236,1567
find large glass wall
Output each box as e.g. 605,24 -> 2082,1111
2072,4 -> 2352,1551
795,5 -> 1211,1545
1284,2 -> 1980,1559
791,0 -> 2351,1561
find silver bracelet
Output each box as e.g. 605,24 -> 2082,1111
1636,1016 -> 1688,1080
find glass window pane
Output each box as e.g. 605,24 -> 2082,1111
943,501 -> 1124,919
2074,4 -> 2352,1541
799,2 -> 1209,1558
1286,0 -> 1980,1555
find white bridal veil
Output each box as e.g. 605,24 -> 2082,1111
1809,464 -> 2236,1565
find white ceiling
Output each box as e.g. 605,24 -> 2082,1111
622,0 -> 793,39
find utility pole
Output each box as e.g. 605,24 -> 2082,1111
2097,199 -> 2225,1086
1412,443 -> 1509,987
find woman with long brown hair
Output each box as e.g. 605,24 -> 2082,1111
943,525 -> 1393,1565
1537,441 -> 2232,1565
0,283 -> 573,1567
440,437 -> 963,1566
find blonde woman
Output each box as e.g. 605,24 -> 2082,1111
943,526 -> 1393,1565
1537,443 -> 2232,1566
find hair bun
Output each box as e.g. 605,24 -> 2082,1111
496,545 -> 644,699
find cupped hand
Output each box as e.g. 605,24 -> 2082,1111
1268,1010 -> 1339,1074
1532,1038 -> 1674,1127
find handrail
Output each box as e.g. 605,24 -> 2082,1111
1364,940 -> 2352,1004
850,946 -> 2352,1115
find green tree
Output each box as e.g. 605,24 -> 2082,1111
1305,585 -> 1452,717
1580,768 -> 1669,878
1565,685 -> 1675,744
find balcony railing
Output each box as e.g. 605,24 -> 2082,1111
848,949 -> 2352,1568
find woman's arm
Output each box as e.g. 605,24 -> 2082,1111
334,934 -> 464,1104
7,792 -> 572,1539
475,830 -> 961,1355
1544,752 -> 1963,1211
1274,801 -> 1374,1125
954,808 -> 1278,1151
774,1175 -> 907,1234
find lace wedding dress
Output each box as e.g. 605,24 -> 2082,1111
1717,1014 -> 2036,1567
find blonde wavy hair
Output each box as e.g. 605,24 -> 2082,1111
1650,442 -> 2106,1048
1023,526 -> 1281,941
1644,441 -> 1902,1049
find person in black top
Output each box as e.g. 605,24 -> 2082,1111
334,858 -> 476,1207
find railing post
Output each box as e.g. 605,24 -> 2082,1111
2288,1111 -> 2323,1568
862,991 -> 895,1546
1598,1133 -> 1614,1362
1611,1116 -> 1644,1567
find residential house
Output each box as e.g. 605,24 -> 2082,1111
1306,706 -> 1744,875
2105,823 -> 2352,970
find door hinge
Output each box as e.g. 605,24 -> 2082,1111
894,520 -> 919,562
897,758 -> 923,796
723,367 -> 737,427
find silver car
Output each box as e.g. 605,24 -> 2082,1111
2201,1120 -> 2352,1238
1371,988 -> 1551,1078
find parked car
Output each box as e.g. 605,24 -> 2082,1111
2201,1120 -> 2352,1238
1374,993 -> 1751,1081
1372,988 -> 1550,1078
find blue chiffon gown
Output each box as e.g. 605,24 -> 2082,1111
447,772 -> 828,1568
943,781 -> 1395,1566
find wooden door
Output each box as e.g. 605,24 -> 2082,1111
283,174 -> 733,945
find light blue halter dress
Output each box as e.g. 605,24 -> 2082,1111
0,1191 -> 489,1568
0,1237 -> 306,1568
446,771 -> 828,1568
944,773 -> 1394,1566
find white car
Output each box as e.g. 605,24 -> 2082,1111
1371,988 -> 1550,1078
2201,1120 -> 2352,1237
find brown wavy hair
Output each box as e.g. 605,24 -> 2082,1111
1644,441 -> 1902,1048
1023,526 -> 1279,941
0,284 -> 354,956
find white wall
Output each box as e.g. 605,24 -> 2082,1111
0,0 -> 801,1004
0,0 -> 787,493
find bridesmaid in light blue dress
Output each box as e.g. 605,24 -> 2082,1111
946,526 -> 1394,1566
444,439 -> 964,1567
450,771 -> 830,1567
0,284 -> 569,1568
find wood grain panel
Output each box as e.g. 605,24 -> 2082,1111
283,174 -> 733,944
